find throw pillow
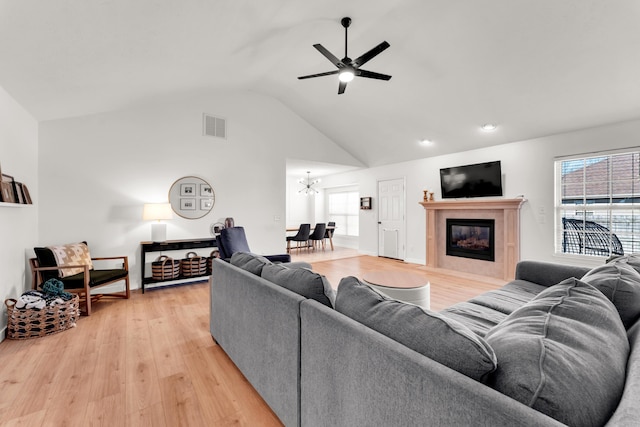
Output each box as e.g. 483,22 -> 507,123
335,276 -> 497,382
607,253 -> 640,274
581,262 -> 640,328
230,252 -> 273,276
485,278 -> 629,427
46,242 -> 94,278
261,263 -> 336,308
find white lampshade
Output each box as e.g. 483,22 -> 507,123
143,203 -> 173,242
143,203 -> 174,221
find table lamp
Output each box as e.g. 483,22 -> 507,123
143,203 -> 173,242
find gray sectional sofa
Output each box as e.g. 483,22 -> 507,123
209,253 -> 640,427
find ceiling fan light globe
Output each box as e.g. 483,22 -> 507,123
339,70 -> 355,82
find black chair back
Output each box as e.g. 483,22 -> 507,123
292,224 -> 311,241
309,223 -> 326,240
217,227 -> 251,260
325,221 -> 336,238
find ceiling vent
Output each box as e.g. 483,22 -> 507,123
203,114 -> 227,139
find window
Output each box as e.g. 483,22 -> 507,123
327,190 -> 360,237
555,150 -> 640,257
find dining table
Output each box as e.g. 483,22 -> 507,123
285,225 -> 336,251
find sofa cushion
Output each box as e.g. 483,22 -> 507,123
500,279 -> 548,298
581,261 -> 640,328
335,276 -> 497,381
485,277 -> 629,427
607,253 -> 640,274
230,252 -> 273,276
439,302 -> 507,337
261,263 -> 335,308
61,268 -> 129,289
468,284 -> 542,315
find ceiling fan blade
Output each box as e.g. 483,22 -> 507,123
338,81 -> 347,94
313,44 -> 345,68
357,69 -> 392,81
298,70 -> 339,80
352,41 -> 390,68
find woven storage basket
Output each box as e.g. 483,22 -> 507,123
152,255 -> 180,281
181,251 -> 208,277
5,295 -> 79,340
206,249 -> 220,275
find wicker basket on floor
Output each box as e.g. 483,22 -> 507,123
181,251 -> 208,277
152,255 -> 180,281
5,295 -> 80,340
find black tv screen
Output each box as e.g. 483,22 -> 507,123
440,161 -> 503,199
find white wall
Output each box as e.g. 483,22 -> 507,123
319,119 -> 640,266
38,90 -> 361,289
0,85 -> 39,338
285,175 -> 315,226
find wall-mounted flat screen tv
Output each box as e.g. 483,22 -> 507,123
440,160 -> 503,199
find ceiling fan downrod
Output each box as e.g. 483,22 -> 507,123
341,17 -> 351,60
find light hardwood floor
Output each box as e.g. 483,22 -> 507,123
0,249 -> 505,426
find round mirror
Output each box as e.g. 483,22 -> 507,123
168,176 -> 215,219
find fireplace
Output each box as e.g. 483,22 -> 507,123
446,218 -> 495,262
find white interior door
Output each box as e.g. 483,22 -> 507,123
378,178 -> 405,260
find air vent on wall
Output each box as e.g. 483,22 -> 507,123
203,113 -> 227,139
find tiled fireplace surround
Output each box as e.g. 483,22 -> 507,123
420,199 -> 526,280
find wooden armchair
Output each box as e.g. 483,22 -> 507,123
30,243 -> 130,315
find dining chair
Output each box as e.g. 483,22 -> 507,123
308,223 -> 327,250
286,223 -> 311,252
324,221 -> 336,248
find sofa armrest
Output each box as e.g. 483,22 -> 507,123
210,259 -> 304,427
515,260 -> 591,287
605,320 -> 640,426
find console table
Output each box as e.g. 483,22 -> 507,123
140,237 -> 218,293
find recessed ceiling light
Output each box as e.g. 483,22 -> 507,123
419,138 -> 433,146
481,123 -> 497,132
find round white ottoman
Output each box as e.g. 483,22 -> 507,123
362,271 -> 431,310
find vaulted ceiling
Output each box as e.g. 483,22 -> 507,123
1,1 -> 639,170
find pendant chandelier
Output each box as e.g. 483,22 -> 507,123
298,171 -> 321,196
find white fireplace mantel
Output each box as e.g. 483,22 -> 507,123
420,198 -> 526,280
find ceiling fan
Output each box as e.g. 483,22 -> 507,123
298,17 -> 391,94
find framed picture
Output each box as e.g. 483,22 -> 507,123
360,197 -> 372,210
180,198 -> 196,210
200,198 -> 213,210
1,174 -> 16,203
169,176 -> 216,219
180,183 -> 196,196
200,183 -> 213,197
0,182 -> 15,203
